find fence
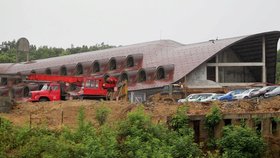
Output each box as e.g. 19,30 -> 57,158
129,92 -> 146,103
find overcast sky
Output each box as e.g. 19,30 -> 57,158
1,0 -> 280,49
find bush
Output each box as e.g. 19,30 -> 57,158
205,105 -> 222,136
219,125 -> 265,158
95,106 -> 111,126
117,106 -> 202,158
169,106 -> 189,134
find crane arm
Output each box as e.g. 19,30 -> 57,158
27,74 -> 84,84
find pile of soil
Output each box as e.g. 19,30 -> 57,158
1,96 -> 280,129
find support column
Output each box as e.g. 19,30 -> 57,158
215,55 -> 219,82
262,36 -> 266,83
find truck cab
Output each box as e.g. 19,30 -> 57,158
28,82 -> 64,102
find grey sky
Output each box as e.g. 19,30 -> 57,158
1,0 -> 280,49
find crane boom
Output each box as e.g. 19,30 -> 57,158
27,74 -> 84,84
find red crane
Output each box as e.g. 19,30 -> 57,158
26,74 -> 118,102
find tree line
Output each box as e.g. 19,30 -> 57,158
0,40 -> 116,63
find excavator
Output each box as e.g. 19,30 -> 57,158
26,74 -> 125,102
148,84 -> 185,103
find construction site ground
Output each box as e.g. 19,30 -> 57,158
1,96 -> 280,129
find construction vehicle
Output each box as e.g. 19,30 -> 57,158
26,74 -> 119,102
148,84 -> 185,103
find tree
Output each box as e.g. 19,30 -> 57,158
0,40 -> 116,63
219,125 -> 265,158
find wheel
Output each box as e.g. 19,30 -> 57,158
244,96 -> 249,99
39,98 -> 49,102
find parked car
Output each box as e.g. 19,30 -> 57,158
218,89 -> 246,101
178,93 -> 215,103
178,94 -> 199,103
235,88 -> 260,100
264,86 -> 280,98
199,93 -> 224,102
250,86 -> 278,98
196,93 -> 216,102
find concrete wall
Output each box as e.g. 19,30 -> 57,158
185,63 -> 207,82
218,48 -> 240,63
218,67 -> 257,83
185,63 -> 222,88
188,112 -> 280,142
207,48 -> 260,83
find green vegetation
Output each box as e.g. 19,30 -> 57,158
219,125 -> 265,158
0,105 -> 268,158
0,40 -> 115,63
204,105 -> 222,149
205,105 -> 222,138
95,106 -> 111,126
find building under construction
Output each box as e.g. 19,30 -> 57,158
0,31 -> 279,99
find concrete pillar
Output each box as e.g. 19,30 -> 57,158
262,118 -> 270,136
262,36 -> 266,83
276,122 -> 280,138
214,121 -> 223,139
215,55 -> 219,82
199,120 -> 208,141
247,118 -> 254,128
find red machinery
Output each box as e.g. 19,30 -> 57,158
27,74 -> 118,102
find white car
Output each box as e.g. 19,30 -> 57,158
199,93 -> 224,102
234,88 -> 260,100
178,93 -> 216,103
178,94 -> 200,103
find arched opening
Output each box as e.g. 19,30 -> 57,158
76,63 -> 83,75
138,69 -> 146,82
92,61 -> 100,73
156,67 -> 165,80
126,56 -> 134,68
31,70 -> 36,74
60,66 -> 67,76
1,78 -> 7,86
120,72 -> 128,82
23,87 -> 29,97
45,68 -> 52,75
109,58 -> 117,70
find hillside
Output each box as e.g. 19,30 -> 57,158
2,97 -> 280,129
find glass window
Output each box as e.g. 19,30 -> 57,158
41,84 -> 49,91
51,85 -> 59,91
85,80 -> 99,88
85,80 -> 91,87
94,80 -> 99,88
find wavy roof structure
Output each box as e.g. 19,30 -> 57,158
0,31 -> 279,91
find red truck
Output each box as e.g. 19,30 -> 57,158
27,74 -> 118,102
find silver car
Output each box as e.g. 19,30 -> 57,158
264,86 -> 280,98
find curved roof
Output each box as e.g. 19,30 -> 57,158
0,31 -> 279,91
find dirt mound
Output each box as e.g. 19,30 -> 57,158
1,96 -> 280,129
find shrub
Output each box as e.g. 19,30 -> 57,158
205,105 -> 222,136
169,106 -> 189,133
219,125 -> 265,158
95,106 -> 111,126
